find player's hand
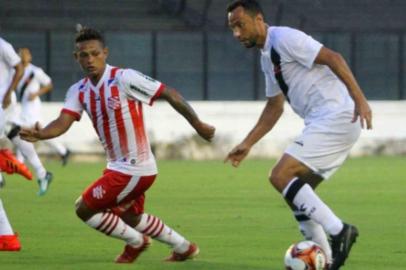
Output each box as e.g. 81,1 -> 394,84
19,122 -> 42,142
195,121 -> 215,142
2,94 -> 11,109
352,99 -> 372,129
28,92 -> 38,101
224,142 -> 251,167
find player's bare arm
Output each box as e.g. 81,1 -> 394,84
225,94 -> 284,167
159,86 -> 215,142
2,62 -> 23,109
315,46 -> 372,129
19,112 -> 76,142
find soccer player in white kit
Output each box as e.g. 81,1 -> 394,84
0,37 -> 53,196
0,37 -> 35,251
20,27 -> 215,263
16,48 -> 71,166
225,1 -> 372,270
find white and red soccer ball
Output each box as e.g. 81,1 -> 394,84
284,240 -> 327,270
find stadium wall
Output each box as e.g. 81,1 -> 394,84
34,101 -> 406,159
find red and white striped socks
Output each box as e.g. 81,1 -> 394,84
135,213 -> 189,253
86,211 -> 143,247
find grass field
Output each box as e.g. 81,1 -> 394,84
0,156 -> 405,270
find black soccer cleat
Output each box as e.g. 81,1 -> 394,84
61,150 -> 71,166
329,223 -> 359,270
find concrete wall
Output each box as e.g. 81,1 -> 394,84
34,101 -> 406,159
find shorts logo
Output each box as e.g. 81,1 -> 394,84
92,185 -> 106,199
294,140 -> 304,146
108,96 -> 121,110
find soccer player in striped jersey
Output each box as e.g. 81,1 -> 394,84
20,27 -> 215,263
225,1 -> 372,270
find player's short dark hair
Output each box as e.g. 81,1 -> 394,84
75,27 -> 105,46
227,0 -> 263,17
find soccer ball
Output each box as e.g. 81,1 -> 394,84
284,240 -> 327,270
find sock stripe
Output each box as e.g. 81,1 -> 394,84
105,215 -> 120,235
295,214 -> 310,222
141,216 -> 158,235
151,222 -> 165,238
285,178 -> 306,203
150,220 -> 163,237
100,214 -> 115,233
96,212 -> 113,231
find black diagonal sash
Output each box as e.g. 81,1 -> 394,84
18,71 -> 35,101
270,47 -> 290,102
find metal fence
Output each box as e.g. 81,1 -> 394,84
3,29 -> 405,101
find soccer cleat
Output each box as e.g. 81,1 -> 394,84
37,171 -> 53,196
61,149 -> 71,166
0,234 -> 21,251
115,236 -> 151,263
165,242 -> 200,262
0,149 -> 33,180
329,223 -> 359,270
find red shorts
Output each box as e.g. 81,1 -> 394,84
82,169 -> 156,215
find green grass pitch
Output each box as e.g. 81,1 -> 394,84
0,156 -> 405,270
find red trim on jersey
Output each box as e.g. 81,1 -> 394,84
110,84 -> 129,158
128,100 -> 148,162
89,90 -> 100,136
61,109 -> 81,121
99,84 -> 116,160
149,83 -> 166,105
110,67 -> 119,78
79,91 -> 84,105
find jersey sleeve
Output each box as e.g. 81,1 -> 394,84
34,67 -> 51,86
118,68 -> 165,105
276,27 -> 323,69
1,41 -> 21,68
61,84 -> 83,121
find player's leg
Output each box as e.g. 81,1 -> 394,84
0,199 -> 21,251
285,172 -> 332,264
7,125 -> 52,195
43,139 -> 71,166
75,170 -> 155,263
120,205 -> 199,262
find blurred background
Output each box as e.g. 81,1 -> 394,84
1,0 -> 405,158
1,0 -> 405,101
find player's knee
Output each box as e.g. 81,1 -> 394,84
74,196 -> 92,221
268,168 -> 288,193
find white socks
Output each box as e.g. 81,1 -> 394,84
11,136 -> 46,179
299,219 -> 333,263
86,211 -> 143,247
283,178 -> 343,236
0,199 -> 14,235
135,213 -> 189,253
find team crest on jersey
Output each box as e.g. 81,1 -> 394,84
108,96 -> 121,110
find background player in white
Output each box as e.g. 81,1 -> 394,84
16,48 -> 71,166
0,37 -> 52,196
224,1 -> 372,270
0,37 -> 34,251
20,27 -> 215,263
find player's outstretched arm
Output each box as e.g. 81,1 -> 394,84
315,46 -> 372,129
158,86 -> 215,142
19,112 -> 76,142
225,94 -> 284,167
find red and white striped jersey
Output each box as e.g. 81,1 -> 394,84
62,64 -> 165,175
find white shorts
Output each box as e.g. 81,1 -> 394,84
285,111 -> 361,179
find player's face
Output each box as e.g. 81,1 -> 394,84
228,6 -> 262,48
74,40 -> 108,80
